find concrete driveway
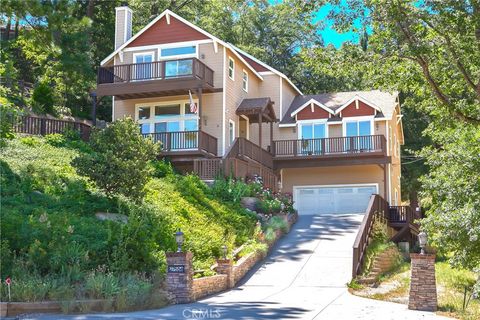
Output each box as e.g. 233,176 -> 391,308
29,214 -> 447,320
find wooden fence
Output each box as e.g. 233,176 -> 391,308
12,115 -> 91,141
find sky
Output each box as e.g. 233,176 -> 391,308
315,3 -> 361,48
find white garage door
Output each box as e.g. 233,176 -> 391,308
294,185 -> 377,215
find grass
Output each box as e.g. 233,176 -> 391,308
435,262 -> 480,320
352,260 -> 480,320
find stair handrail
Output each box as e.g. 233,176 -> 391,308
352,194 -> 389,278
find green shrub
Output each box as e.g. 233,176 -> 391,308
31,81 -> 55,115
85,268 -> 120,299
151,159 -> 175,178
257,198 -> 282,214
73,118 -> 159,200
210,177 -> 250,203
0,98 -> 22,146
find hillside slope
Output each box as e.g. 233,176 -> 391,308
0,136 -> 257,297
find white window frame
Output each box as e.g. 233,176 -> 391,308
135,99 -> 199,134
229,119 -> 236,145
133,51 -> 155,63
342,116 -> 375,137
157,43 -> 199,60
297,119 -> 328,139
132,51 -> 155,81
228,57 -> 235,80
242,69 -> 248,92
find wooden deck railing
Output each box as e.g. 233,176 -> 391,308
272,135 -> 386,158
352,194 -> 389,278
388,206 -> 414,223
98,58 -> 214,87
12,115 -> 91,141
193,157 -> 278,191
194,137 -> 278,190
143,130 -> 217,155
226,137 -> 274,169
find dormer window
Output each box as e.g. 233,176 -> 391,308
228,57 -> 235,80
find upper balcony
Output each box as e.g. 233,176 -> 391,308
96,58 -> 217,99
272,135 -> 390,168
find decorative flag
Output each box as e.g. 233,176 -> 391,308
188,90 -> 198,114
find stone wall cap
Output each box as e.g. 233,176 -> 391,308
166,252 -> 193,257
410,253 -> 436,260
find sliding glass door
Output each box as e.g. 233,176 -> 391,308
299,122 -> 326,155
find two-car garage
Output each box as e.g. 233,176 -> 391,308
293,184 -> 378,215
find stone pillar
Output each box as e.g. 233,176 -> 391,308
216,259 -> 234,288
166,252 -> 193,304
408,253 -> 437,311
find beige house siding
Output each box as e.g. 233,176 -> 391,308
281,79 -> 298,120
223,48 -> 262,153
281,165 -> 387,199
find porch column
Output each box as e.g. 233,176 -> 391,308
383,164 -> 387,199
270,120 -> 274,152
258,112 -> 262,148
196,88 -> 203,131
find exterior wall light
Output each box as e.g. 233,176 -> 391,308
221,245 -> 228,259
175,229 -> 184,252
418,231 -> 428,255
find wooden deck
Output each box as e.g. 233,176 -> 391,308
272,135 -> 390,168
96,58 -> 218,99
143,130 -> 218,157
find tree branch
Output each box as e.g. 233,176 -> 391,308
417,15 -> 480,99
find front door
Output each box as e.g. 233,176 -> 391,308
239,117 -> 248,139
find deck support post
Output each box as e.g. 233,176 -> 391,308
258,112 -> 262,148
90,91 -> 97,127
196,87 -> 202,131
270,120 -> 274,153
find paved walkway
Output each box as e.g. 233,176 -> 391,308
29,214 -> 447,320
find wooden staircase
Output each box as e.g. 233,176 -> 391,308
352,195 -> 422,278
193,138 -> 278,191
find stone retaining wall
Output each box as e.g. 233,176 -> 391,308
1,299 -> 107,317
233,251 -> 264,284
192,275 -> 228,300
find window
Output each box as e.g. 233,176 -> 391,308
242,70 -> 248,92
165,59 -> 193,77
345,120 -> 372,137
344,119 -> 373,151
136,101 -> 198,136
298,122 -> 326,155
299,123 -> 326,139
160,46 -> 196,58
229,120 -> 235,145
138,106 -> 151,120
133,53 -> 154,80
155,104 -> 180,118
228,57 -> 234,80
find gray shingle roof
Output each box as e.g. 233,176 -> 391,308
280,90 -> 398,125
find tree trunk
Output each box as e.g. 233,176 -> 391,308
86,0 -> 96,18
5,16 -> 11,41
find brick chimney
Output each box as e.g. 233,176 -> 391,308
115,6 -> 133,49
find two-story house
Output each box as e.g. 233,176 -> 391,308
96,7 -> 404,216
